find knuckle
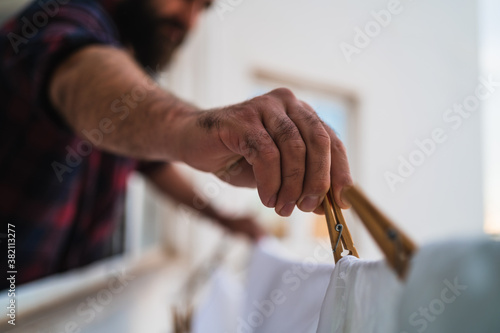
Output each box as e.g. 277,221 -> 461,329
250,132 -> 280,161
331,138 -> 347,154
252,95 -> 285,117
334,173 -> 353,187
309,115 -> 325,130
311,128 -> 331,147
283,167 -> 304,182
303,112 -> 320,126
236,104 -> 259,121
241,131 -> 263,159
294,104 -> 326,131
259,146 -> 280,163
274,118 -> 300,144
270,87 -> 295,100
259,94 -> 275,104
293,107 -> 317,124
307,178 -> 330,195
300,100 -> 314,111
285,139 -> 306,155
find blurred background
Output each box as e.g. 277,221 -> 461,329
1,0 -> 498,332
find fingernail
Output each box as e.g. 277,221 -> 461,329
339,188 -> 351,208
340,198 -> 351,209
279,203 -> 295,217
267,195 -> 277,208
299,196 -> 320,212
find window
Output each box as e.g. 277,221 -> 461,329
480,0 -> 500,236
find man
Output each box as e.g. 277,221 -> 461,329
0,0 -> 352,288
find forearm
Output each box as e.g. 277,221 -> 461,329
49,45 -> 199,161
145,164 -> 223,221
145,164 -> 265,241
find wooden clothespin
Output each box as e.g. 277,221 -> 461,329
323,188 -> 359,262
323,185 -> 417,279
343,186 -> 417,279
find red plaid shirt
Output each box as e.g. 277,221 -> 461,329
0,0 -> 163,289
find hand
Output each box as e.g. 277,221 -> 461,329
177,88 -> 353,217
217,216 -> 266,242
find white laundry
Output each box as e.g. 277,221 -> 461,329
193,237 -> 500,333
192,268 -> 244,333
397,238 -> 500,333
316,256 -> 402,333
240,238 -> 335,333
193,238 -> 335,333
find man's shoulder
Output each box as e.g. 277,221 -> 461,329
2,0 -> 118,35
0,0 -> 121,55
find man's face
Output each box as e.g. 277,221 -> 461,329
115,0 -> 213,71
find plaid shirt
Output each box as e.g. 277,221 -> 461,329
0,0 -> 163,289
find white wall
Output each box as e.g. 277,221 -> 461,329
163,0 -> 483,258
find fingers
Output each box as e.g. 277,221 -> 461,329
239,127 -> 282,208
260,97 -> 306,216
216,157 -> 257,188
214,103 -> 282,208
324,126 -> 353,209
286,101 -> 331,213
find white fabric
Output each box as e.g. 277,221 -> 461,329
316,256 -> 402,333
192,269 -> 243,333
192,238 -> 335,333
240,238 -> 335,333
193,237 -> 500,333
397,238 -> 500,333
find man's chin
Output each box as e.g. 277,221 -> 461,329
132,39 -> 176,70
141,48 -> 178,73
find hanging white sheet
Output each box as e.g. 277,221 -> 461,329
192,268 -> 244,333
240,238 -> 334,333
316,256 -> 402,333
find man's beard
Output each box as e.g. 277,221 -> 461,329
114,0 -> 188,71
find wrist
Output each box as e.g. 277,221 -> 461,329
173,108 -> 227,172
200,203 -> 227,224
156,93 -> 202,162
169,110 -> 199,162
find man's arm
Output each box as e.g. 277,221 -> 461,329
49,45 -> 196,161
50,45 -> 352,217
143,164 -> 265,241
